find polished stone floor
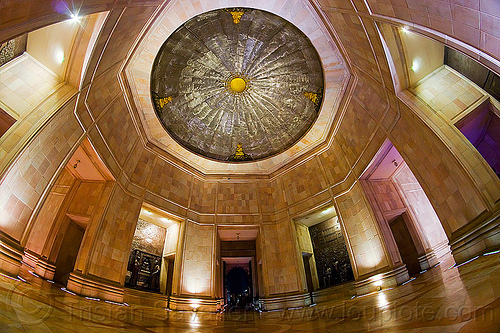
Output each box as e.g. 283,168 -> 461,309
0,252 -> 499,332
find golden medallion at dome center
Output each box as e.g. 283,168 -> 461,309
230,77 -> 246,93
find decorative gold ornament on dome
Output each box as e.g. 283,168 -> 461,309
230,11 -> 244,24
229,77 -> 246,93
152,92 -> 173,109
228,143 -> 252,161
304,88 -> 323,111
304,92 -> 318,104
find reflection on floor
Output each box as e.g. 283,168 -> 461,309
1,252 -> 499,332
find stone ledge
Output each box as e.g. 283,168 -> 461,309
311,281 -> 356,304
168,295 -> 221,312
450,211 -> 500,264
0,232 -> 23,277
123,288 -> 168,308
67,272 -> 124,303
259,292 -> 312,311
354,265 -> 409,295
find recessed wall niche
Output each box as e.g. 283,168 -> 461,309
126,218 -> 166,292
125,208 -> 179,294
309,217 -> 354,288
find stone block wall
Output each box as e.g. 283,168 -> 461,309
336,183 -> 390,278
0,97 -> 82,241
24,168 -> 75,256
180,221 -> 214,297
262,220 -> 301,295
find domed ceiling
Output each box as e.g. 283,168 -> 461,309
150,8 -> 324,162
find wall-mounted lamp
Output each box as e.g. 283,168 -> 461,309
236,232 -> 240,240
73,159 -> 81,169
392,159 -> 398,167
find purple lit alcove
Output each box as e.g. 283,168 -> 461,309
456,102 -> 500,177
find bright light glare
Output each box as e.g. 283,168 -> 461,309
402,26 -> 409,33
411,59 -> 420,72
69,13 -> 81,23
377,293 -> 389,309
189,313 -> 200,327
190,299 -> 200,309
55,50 -> 65,64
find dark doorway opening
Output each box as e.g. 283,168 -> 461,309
226,266 -> 252,309
302,253 -> 314,293
54,219 -> 85,284
219,229 -> 259,311
164,257 -> 175,296
389,215 -> 421,276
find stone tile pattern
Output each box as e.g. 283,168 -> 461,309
181,221 -> 213,296
369,180 -> 406,213
189,178 -> 216,214
336,183 -> 389,278
67,181 -> 107,218
97,96 -> 139,167
323,10 -> 379,79
0,54 -> 75,175
86,62 -> 123,120
217,182 -> 260,215
122,141 -> 156,187
392,101 -> 488,234
88,185 -> 142,283
147,158 -> 193,209
263,220 -> 300,295
281,158 -> 329,206
0,98 -> 82,240
258,179 -> 287,214
335,81 -> 381,167
394,165 -> 449,248
412,66 -> 484,122
24,168 -> 76,256
93,6 -> 158,80
364,0 -> 500,61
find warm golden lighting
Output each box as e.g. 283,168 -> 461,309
230,77 -> 246,93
